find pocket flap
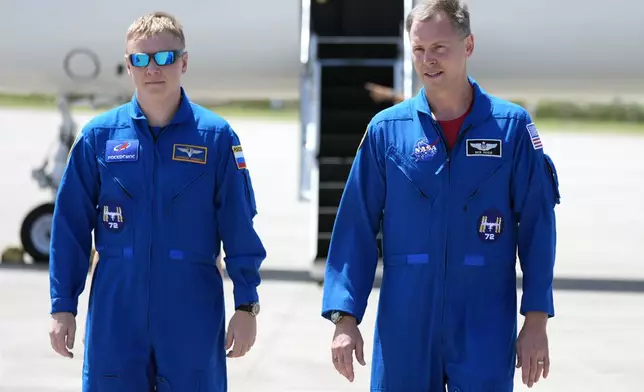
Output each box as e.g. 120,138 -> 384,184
383,253 -> 430,266
387,146 -> 436,200
543,154 -> 561,204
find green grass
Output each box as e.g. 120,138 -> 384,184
535,119 -> 644,133
0,93 -> 57,108
0,92 -> 300,120
1,92 -> 644,132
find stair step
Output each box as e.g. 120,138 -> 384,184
317,42 -> 399,60
316,233 -> 383,259
320,109 -> 378,136
321,65 -> 395,88
318,209 -> 338,233
319,133 -> 364,157
310,0 -> 404,38
316,36 -> 400,44
319,158 -> 354,182
318,182 -> 345,207
321,86 -> 393,112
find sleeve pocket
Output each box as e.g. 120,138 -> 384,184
543,154 -> 561,205
242,170 -> 258,215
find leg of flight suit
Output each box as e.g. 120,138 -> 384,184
81,255 -> 154,391
151,260 -> 228,391
445,377 -> 513,392
442,263 -> 516,392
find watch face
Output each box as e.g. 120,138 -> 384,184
331,312 -> 341,323
251,302 -> 260,315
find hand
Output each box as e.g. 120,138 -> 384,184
516,313 -> 550,388
49,312 -> 76,358
364,82 -> 395,103
331,316 -> 366,382
216,254 -> 224,276
225,310 -> 256,358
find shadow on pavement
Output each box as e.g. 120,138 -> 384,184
3,263 -> 644,293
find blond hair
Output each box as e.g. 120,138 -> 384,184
405,0 -> 471,38
126,11 -> 186,48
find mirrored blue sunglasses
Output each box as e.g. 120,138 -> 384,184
128,50 -> 185,67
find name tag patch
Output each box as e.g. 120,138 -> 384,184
105,140 -> 139,162
466,139 -> 502,157
232,145 -> 247,169
173,144 -> 207,164
102,202 -> 125,232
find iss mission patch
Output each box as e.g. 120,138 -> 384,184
477,209 -> 504,242
101,202 -> 125,232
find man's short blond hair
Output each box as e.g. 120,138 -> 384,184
126,11 -> 186,49
405,0 -> 471,38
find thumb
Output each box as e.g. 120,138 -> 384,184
67,323 -> 76,350
355,339 -> 366,366
225,328 -> 234,350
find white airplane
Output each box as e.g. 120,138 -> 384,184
2,0 -> 642,262
0,0 -> 302,102
0,0 -> 302,262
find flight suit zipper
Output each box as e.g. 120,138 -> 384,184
147,126 -> 169,338
431,118 -> 472,354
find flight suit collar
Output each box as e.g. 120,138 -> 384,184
412,76 -> 493,126
128,86 -> 193,125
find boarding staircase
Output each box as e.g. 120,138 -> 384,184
298,0 -> 412,283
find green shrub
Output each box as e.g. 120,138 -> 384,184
533,100 -> 644,123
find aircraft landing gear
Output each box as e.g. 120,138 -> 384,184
17,96 -> 76,264
20,202 -> 55,263
16,93 -> 128,264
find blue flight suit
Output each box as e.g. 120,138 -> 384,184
49,88 -> 266,392
321,79 -> 561,392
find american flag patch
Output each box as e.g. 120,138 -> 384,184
526,123 -> 542,150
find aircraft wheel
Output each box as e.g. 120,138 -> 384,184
20,203 -> 55,263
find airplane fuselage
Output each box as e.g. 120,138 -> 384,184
0,0 -> 302,103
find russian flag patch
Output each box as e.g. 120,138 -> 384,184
232,145 -> 247,169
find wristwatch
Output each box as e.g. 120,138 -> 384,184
235,302 -> 260,317
330,310 -> 347,324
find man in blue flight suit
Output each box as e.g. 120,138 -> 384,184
321,1 -> 561,391
48,12 -> 265,391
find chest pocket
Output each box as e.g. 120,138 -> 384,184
386,145 -> 439,201
167,166 -> 215,212
94,137 -> 145,258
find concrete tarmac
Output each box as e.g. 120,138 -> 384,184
0,107 -> 643,391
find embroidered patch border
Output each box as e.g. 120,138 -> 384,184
172,144 -> 208,164
232,145 -> 246,169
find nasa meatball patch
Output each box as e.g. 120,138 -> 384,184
466,139 -> 502,158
